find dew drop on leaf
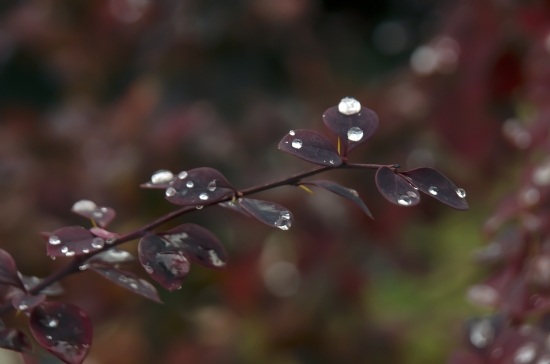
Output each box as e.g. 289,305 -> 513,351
186,181 -> 194,188
347,127 -> 364,141
338,97 -> 361,115
292,139 -> 303,149
151,170 -> 174,184
71,200 -> 97,213
165,187 -> 176,197
61,247 -> 69,254
207,180 -> 217,192
456,188 -> 466,198
49,236 -> 61,246
178,171 -> 188,180
199,193 -> 209,201
397,195 -> 411,206
289,130 -> 295,136
428,186 -> 438,195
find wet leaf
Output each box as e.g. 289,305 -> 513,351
21,276 -> 64,296
29,302 -> 92,364
238,198 -> 294,230
47,227 -> 105,257
90,266 -> 162,303
400,167 -> 469,210
89,228 -> 119,241
71,200 -> 116,228
86,249 -> 135,265
140,169 -> 176,189
0,249 -> 24,289
218,200 -> 251,217
138,234 -> 191,291
322,103 -> 379,155
12,293 -> 46,312
0,327 -> 31,353
278,129 -> 342,167
375,167 -> 421,207
166,167 -> 235,207
158,224 -> 228,269
301,180 -> 373,219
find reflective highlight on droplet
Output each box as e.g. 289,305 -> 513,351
347,127 -> 364,142
338,97 -> 361,115
292,139 -> 302,149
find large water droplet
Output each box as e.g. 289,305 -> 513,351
456,188 -> 466,198
280,211 -> 291,220
397,195 -> 411,206
72,200 -> 97,212
165,187 -> 176,197
289,130 -> 295,136
428,186 -> 438,195
66,251 -> 75,257
514,342 -> 537,364
470,319 -> 494,348
178,171 -> 188,180
338,97 -> 361,115
61,247 -> 69,254
186,181 -> 194,188
151,170 -> 174,184
199,193 -> 209,201
91,238 -> 104,249
49,236 -> 61,245
207,180 -> 217,192
274,216 -> 292,230
292,139 -> 303,149
156,252 -> 190,278
347,127 -> 364,142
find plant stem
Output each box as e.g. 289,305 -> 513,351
0,162 -> 387,315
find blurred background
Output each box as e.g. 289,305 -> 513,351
0,0 -> 549,363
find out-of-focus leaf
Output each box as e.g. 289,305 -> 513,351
0,327 -> 31,353
90,265 -> 162,303
322,100 -> 378,155
375,167 -> 421,207
166,167 -> 235,207
89,228 -> 119,242
71,200 -> 116,228
12,293 -> 46,312
29,302 -> 93,364
238,198 -> 294,230
47,227 -> 104,257
0,249 -> 24,289
301,180 -> 373,219
21,276 -> 64,296
158,224 -> 227,269
401,167 -> 469,210
278,129 -> 342,167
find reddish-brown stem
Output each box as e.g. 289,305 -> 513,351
0,162 -> 388,315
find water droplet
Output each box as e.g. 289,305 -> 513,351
130,282 -> 138,289
151,170 -> 174,184
209,250 -> 225,267
50,256 -> 56,260
407,191 -> 418,198
72,200 -> 97,212
280,211 -> 291,220
47,318 -> 58,328
397,195 -> 411,206
18,304 -> 28,310
49,236 -> 61,245
82,249 -> 89,254
91,238 -> 104,249
428,186 -> 438,195
66,251 -> 75,257
207,180 -> 217,192
349,189 -> 359,197
106,237 -> 116,245
79,265 -> 88,271
46,335 -> 52,340
178,171 -> 188,180
196,205 -> 203,210
165,187 -> 176,197
100,207 -> 108,213
289,130 -> 295,136
515,342 -> 537,364
338,97 -> 361,115
156,252 -> 190,278
274,217 -> 292,230
291,139 -> 302,149
199,193 -> 209,201
92,211 -> 103,219
144,265 -> 154,274
61,247 -> 69,254
186,181 -> 194,188
470,319 -> 494,348
456,188 -> 466,198
347,127 -> 364,142
329,160 -> 334,164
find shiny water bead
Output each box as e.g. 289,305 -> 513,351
196,205 -> 204,210
91,238 -> 103,249
61,247 -> 69,254
347,127 -> 364,142
65,251 -> 75,257
397,195 -> 411,206
178,171 -> 188,180
129,282 -> 138,290
275,211 -> 292,230
289,130 -> 295,136
199,193 -> 209,201
92,211 -> 103,219
207,180 -> 217,192
82,249 -> 89,254
79,265 -> 88,271
349,189 -> 359,197
106,237 -> 116,245
151,170 -> 174,184
329,160 -> 334,164
46,318 -> 58,328
428,186 -> 438,195
49,236 -> 61,245
72,200 -> 97,212
407,191 -> 418,198
470,319 -> 494,348
338,97 -> 361,115
456,188 -> 466,198
514,343 -> 537,364
291,139 -> 303,149
165,187 -> 176,197
186,181 -> 194,188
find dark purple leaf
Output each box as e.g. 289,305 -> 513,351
21,276 -> 64,296
12,293 -> 46,312
0,327 -> 32,353
322,99 -> 379,155
90,265 -> 162,303
158,224 -> 228,269
29,302 -> 92,364
0,249 -> 24,289
400,167 -> 469,210
86,249 -> 135,265
89,228 -> 119,243
166,167 -> 235,207
301,180 -> 373,219
375,167 -> 421,207
278,129 -> 342,167
47,227 -> 105,257
238,198 -> 293,230
71,200 -> 116,228
138,234 -> 191,291
140,169 -> 176,189
218,200 -> 251,217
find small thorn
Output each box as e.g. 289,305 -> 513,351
337,137 -> 341,155
299,185 -> 315,195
